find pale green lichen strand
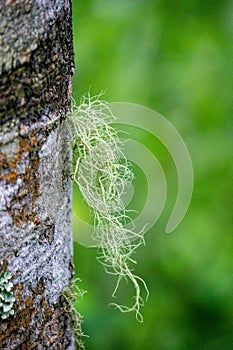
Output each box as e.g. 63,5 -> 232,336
69,94 -> 149,322
61,279 -> 86,349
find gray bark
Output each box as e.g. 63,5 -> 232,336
0,0 -> 76,348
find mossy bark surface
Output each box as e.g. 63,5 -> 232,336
0,1 -> 76,348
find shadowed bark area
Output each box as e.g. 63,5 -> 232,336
0,1 -> 77,348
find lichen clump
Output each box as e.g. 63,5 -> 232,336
0,272 -> 15,320
61,279 -> 86,349
69,94 -> 149,321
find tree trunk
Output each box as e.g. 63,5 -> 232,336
0,1 -> 76,348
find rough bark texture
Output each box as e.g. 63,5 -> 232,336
0,1 -> 76,348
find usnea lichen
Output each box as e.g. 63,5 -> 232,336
61,278 -> 86,349
68,94 -> 149,322
0,271 -> 15,320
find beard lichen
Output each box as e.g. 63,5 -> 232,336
61,278 -> 86,349
68,94 -> 149,322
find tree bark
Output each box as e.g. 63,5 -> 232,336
0,1 -> 76,348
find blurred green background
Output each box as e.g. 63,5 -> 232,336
71,1 -> 232,349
